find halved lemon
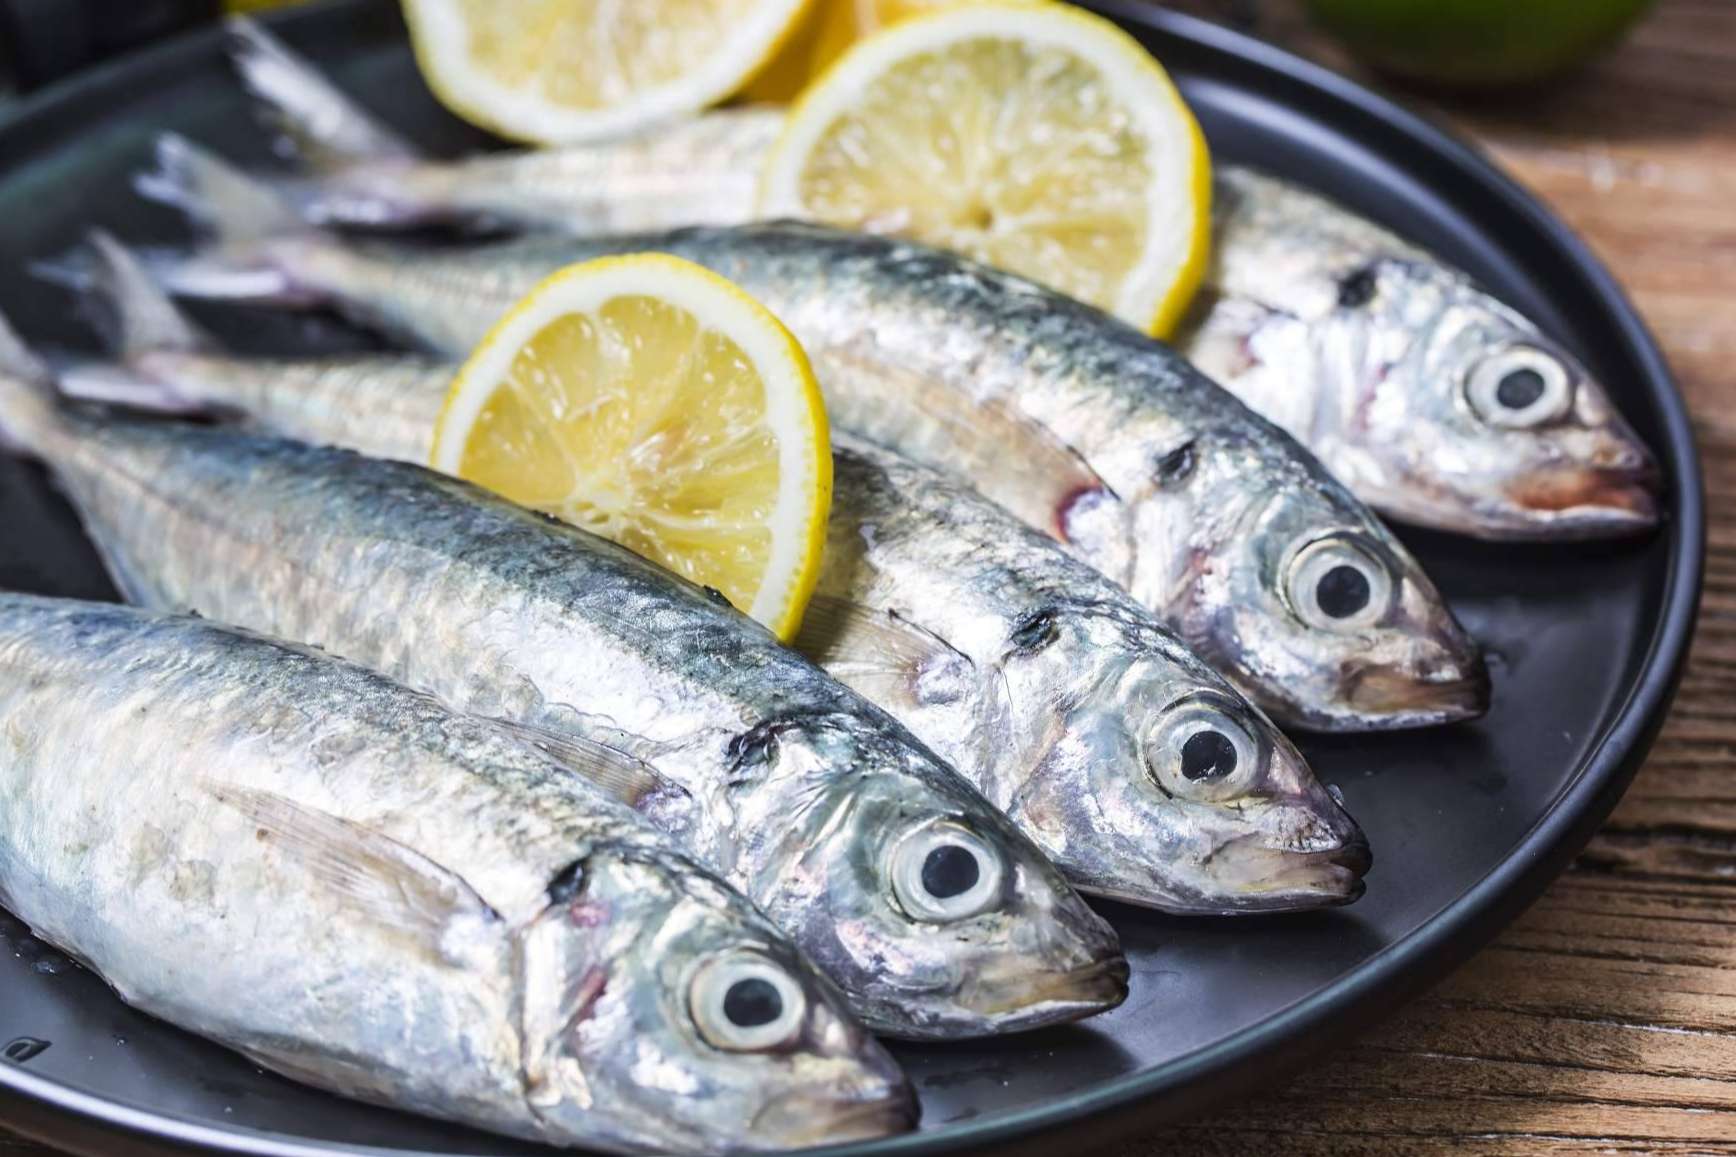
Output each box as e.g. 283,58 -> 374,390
431,255 -> 831,640
401,0 -> 815,144
759,1 -> 1212,337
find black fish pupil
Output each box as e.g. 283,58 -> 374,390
1316,564 -> 1371,619
723,978 -> 783,1028
921,844 -> 981,899
1337,267 -> 1378,309
1496,368 -> 1547,410
1180,730 -> 1237,781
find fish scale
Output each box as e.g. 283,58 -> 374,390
0,325 -> 1125,1041
0,593 -> 912,1154
217,18 -> 1656,543
54,244 -> 1370,915
147,147 -> 1486,731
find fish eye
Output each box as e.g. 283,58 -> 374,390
1285,534 -> 1393,632
889,821 -> 1005,922
690,951 -> 806,1052
1466,347 -> 1573,429
1144,697 -> 1262,802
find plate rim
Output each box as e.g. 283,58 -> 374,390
0,1 -> 1706,1154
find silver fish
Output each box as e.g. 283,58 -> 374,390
224,19 -> 1658,542
66,238 -> 1370,913
1175,167 -> 1659,540
141,140 -> 1486,733
0,318 -> 1125,1040
0,593 -> 913,1153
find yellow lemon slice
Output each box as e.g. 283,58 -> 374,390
759,1 -> 1212,336
431,255 -> 831,640
742,0 -> 955,101
402,0 -> 815,143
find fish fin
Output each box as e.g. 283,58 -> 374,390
0,311 -> 61,457
135,134 -> 325,307
55,363 -> 208,416
795,594 -> 968,686
207,782 -> 499,938
228,17 -> 420,171
821,347 -> 1113,540
0,310 -> 48,385
481,716 -> 688,812
83,231 -> 213,358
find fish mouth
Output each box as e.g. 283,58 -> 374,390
1502,462 -> 1661,540
749,1084 -> 919,1147
1208,832 -> 1373,913
895,955 -> 1130,1040
1341,658 -> 1489,729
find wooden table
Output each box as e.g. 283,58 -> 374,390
4,1 -> 1732,1153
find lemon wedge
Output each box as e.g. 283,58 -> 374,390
431,255 -> 831,640
759,1 -> 1212,336
401,0 -> 815,143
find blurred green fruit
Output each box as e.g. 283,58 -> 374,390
1305,0 -> 1656,88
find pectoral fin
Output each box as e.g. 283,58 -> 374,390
208,783 -> 497,940
795,594 -> 971,698
480,716 -> 686,811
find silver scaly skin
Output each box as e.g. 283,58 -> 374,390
0,594 -> 913,1154
1173,167 -> 1659,540
222,22 -> 1657,542
0,325 -> 1125,1040
63,251 -> 1369,912
142,141 -> 1486,733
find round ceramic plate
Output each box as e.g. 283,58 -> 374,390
0,1 -> 1704,1154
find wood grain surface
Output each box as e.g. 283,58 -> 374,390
3,1 -> 1732,1153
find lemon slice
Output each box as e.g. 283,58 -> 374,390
431,255 -> 831,640
402,0 -> 815,143
743,0 -> 952,101
759,1 -> 1211,336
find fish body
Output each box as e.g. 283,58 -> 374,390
145,143 -> 1484,732
1174,167 -> 1658,540
0,593 -> 912,1153
0,325 -> 1124,1039
223,21 -> 1657,542
64,250 -> 1369,912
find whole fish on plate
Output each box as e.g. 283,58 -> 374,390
0,316 -> 1124,1040
0,593 -> 914,1154
63,235 -> 1371,913
222,17 -> 1659,543
137,140 -> 1486,734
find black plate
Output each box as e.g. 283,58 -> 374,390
0,1 -> 1704,1154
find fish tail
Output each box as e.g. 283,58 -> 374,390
0,312 -> 64,457
56,232 -> 212,417
228,16 -> 421,173
134,133 -> 328,307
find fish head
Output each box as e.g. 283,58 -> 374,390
995,604 -> 1369,911
519,843 -> 914,1152
1326,259 -> 1659,539
1119,423 -> 1488,730
740,713 -> 1126,1040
